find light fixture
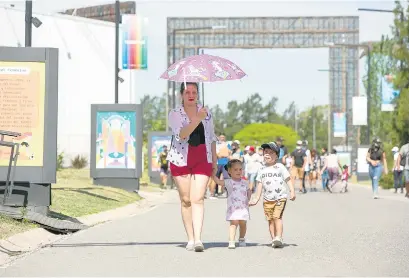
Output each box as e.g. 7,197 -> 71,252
32,17 -> 42,28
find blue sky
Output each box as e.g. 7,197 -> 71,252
3,0 -> 397,113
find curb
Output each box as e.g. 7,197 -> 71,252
0,190 -> 175,268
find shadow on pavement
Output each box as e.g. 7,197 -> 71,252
45,241 -> 298,249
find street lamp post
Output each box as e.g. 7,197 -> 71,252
171,26 -> 226,108
324,42 -> 371,144
318,68 -> 349,151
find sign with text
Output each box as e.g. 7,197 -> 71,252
333,112 -> 346,138
0,62 -> 45,167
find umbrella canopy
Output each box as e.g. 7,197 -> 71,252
160,54 -> 246,83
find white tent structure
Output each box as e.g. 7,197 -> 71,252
0,6 -> 132,165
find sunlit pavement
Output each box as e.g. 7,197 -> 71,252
1,182 -> 408,277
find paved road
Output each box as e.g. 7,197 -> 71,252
1,183 -> 408,277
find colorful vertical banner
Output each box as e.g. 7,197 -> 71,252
121,15 -> 148,70
352,96 -> 367,126
381,74 -> 400,111
333,112 -> 346,137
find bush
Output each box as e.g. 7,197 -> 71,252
71,155 -> 88,169
234,123 -> 299,150
57,151 -> 64,171
380,172 -> 394,189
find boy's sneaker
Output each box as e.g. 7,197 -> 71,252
228,241 -> 236,249
272,237 -> 283,248
238,238 -> 246,247
194,241 -> 204,252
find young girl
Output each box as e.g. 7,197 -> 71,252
341,165 -> 350,193
213,159 -> 251,249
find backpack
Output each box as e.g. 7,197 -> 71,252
293,149 -> 305,168
400,145 -> 409,167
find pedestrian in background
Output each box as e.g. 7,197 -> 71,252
392,146 -> 404,194
366,138 -> 388,199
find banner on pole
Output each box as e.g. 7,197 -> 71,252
381,74 -> 400,111
352,96 -> 367,126
121,15 -> 148,70
333,112 -> 346,137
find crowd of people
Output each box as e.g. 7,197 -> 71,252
162,81 -> 408,252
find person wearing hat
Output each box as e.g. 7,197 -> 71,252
275,137 -> 288,164
366,138 -> 388,199
250,142 -> 296,248
244,146 -> 263,192
290,140 -> 308,193
392,146 -> 404,194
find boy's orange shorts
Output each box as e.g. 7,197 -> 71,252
263,199 -> 287,220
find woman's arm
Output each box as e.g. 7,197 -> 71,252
383,152 -> 388,174
169,110 -> 197,141
211,142 -> 217,175
212,174 -> 225,186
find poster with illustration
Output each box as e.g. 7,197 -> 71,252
151,135 -> 172,172
0,61 -> 45,167
95,111 -> 136,169
381,74 -> 400,111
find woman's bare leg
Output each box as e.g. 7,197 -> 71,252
190,174 -> 210,242
173,175 -> 194,242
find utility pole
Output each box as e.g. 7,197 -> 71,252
312,103 -> 316,150
25,0 -> 33,47
294,107 -> 298,133
114,0 -> 120,104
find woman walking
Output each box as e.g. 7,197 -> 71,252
320,149 -> 342,193
167,82 -> 218,252
366,139 -> 388,199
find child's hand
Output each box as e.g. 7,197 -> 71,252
249,200 -> 257,206
290,190 -> 296,201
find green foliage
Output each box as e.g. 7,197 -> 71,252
297,105 -> 329,150
234,123 -> 299,149
380,173 -> 394,190
364,1 -> 409,146
71,155 -> 88,169
57,151 -> 64,171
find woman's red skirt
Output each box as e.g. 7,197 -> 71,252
170,144 -> 212,177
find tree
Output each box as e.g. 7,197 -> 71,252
140,94 -> 167,140
234,123 -> 299,150
297,105 -> 329,150
364,1 -> 409,145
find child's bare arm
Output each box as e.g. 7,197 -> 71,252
249,182 -> 263,206
286,177 -> 296,201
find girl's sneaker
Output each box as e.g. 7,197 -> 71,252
228,241 -> 236,249
238,238 -> 246,247
186,241 -> 194,251
272,237 -> 283,248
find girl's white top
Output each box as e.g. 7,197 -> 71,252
225,179 -> 250,221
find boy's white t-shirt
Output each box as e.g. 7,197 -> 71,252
256,163 -> 290,201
